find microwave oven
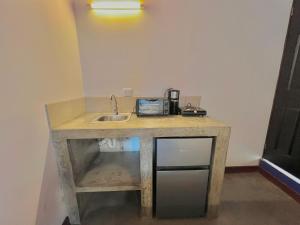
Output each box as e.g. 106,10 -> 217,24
136,98 -> 169,116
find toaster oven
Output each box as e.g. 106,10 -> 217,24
136,98 -> 169,116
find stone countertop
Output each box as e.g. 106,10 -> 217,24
53,113 -> 229,131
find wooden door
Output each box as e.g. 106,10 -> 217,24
264,0 -> 300,178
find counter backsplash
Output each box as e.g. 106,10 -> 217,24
85,96 -> 201,113
46,96 -> 201,129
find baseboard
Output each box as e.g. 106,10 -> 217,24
225,166 -> 259,173
62,217 -> 71,225
259,159 -> 300,204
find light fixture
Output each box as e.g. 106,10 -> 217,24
90,0 -> 141,10
89,0 -> 143,19
92,9 -> 142,17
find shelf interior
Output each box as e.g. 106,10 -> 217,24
75,151 -> 141,192
77,191 -> 140,222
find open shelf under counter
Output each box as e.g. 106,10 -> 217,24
75,151 -> 141,193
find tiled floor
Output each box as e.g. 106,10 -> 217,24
81,172 -> 300,225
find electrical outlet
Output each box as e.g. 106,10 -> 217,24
122,88 -> 133,97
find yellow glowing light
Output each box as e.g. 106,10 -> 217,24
93,9 -> 142,17
90,1 -> 141,10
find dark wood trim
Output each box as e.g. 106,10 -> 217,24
259,168 -> 300,204
62,217 -> 71,225
225,166 -> 259,173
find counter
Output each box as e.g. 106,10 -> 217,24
48,97 -> 230,225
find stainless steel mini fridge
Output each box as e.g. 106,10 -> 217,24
154,137 -> 212,218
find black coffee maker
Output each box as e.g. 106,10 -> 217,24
167,88 -> 180,115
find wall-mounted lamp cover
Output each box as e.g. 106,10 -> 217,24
90,0 -> 141,10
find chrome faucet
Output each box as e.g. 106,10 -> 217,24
110,94 -> 118,115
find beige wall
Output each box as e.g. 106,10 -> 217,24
73,0 -> 292,166
0,0 -> 293,223
0,1 -> 83,225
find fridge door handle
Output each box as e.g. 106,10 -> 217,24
156,165 -> 210,171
